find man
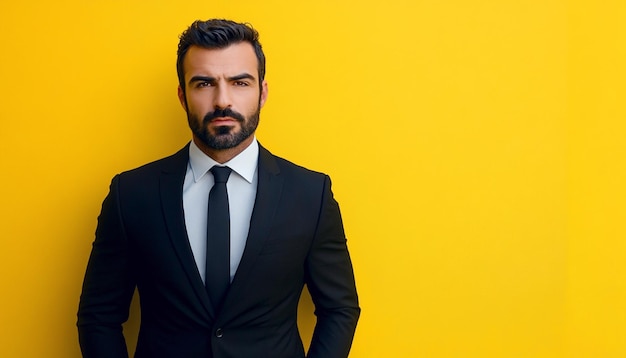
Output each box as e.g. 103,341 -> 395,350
77,19 -> 360,358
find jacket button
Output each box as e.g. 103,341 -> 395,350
215,328 -> 223,338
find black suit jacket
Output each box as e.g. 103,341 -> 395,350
77,144 -> 360,358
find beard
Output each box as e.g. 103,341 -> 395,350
188,106 -> 260,150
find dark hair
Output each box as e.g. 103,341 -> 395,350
176,19 -> 266,92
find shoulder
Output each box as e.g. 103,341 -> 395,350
118,144 -> 189,178
260,144 -> 328,181
259,144 -> 333,199
109,144 -> 189,194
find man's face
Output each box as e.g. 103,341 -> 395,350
178,43 -> 268,151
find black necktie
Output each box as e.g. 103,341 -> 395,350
205,166 -> 232,310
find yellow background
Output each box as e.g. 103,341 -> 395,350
1,1 -> 624,357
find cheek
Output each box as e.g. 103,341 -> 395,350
240,94 -> 262,112
186,95 -> 210,115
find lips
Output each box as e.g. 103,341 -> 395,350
211,117 -> 237,124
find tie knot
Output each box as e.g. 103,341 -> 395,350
210,166 -> 232,183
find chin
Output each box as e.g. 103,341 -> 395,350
214,125 -> 237,136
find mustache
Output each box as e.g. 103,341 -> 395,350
203,108 -> 246,123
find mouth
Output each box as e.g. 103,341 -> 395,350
210,117 -> 237,124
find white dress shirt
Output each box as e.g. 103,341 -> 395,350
183,138 -> 258,283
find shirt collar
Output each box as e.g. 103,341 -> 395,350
188,137 -> 259,184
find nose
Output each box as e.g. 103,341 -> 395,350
214,85 -> 232,110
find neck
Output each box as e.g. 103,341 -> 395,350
193,135 -> 254,164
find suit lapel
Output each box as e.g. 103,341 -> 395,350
223,145 -> 283,308
159,144 -> 215,319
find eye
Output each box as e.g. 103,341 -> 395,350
234,80 -> 249,86
197,81 -> 211,88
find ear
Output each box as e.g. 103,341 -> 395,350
177,86 -> 187,111
259,80 -> 268,108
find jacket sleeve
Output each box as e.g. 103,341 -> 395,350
77,175 -> 134,358
305,175 -> 360,358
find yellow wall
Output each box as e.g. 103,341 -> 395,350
1,1 -> 624,357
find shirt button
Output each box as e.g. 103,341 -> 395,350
215,328 -> 223,338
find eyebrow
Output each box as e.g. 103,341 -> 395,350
188,75 -> 215,85
229,73 -> 256,82
188,73 -> 257,85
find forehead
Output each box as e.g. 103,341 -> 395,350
183,43 -> 259,81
